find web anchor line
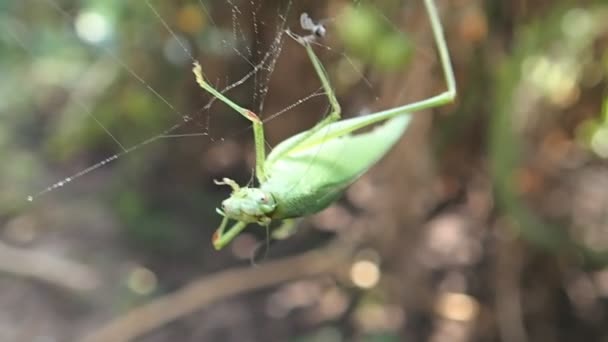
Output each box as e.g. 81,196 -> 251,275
25,0 -> 318,202
26,117 -> 202,202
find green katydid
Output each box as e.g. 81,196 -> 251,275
193,0 -> 456,250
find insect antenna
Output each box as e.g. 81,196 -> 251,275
250,226 -> 275,266
246,167 -> 256,187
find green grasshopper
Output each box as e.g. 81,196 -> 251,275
193,0 -> 456,250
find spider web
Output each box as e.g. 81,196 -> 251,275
3,0 -> 300,202
1,0 -> 405,207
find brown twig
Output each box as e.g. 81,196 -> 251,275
83,241 -> 354,342
0,241 -> 100,293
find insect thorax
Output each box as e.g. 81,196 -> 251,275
265,183 -> 345,220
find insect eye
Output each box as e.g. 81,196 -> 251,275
259,195 -> 267,203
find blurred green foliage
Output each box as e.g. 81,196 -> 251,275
1,0 -> 223,250
337,4 -> 412,70
491,2 -> 608,263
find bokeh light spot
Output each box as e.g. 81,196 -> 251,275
350,260 -> 380,289
75,11 -> 111,44
434,292 -> 479,322
127,266 -> 158,295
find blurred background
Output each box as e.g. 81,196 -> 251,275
1,0 -> 608,341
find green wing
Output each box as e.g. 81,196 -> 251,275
262,114 -> 411,218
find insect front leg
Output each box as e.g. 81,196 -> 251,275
212,219 -> 248,250
192,62 -> 268,182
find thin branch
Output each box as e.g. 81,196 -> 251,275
83,241 -> 355,342
0,241 -> 100,293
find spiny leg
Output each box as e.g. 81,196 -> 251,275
369,0 -> 455,117
274,0 -> 456,153
322,0 -> 456,132
193,62 -> 268,182
290,13 -> 342,126
268,26 -> 344,162
300,41 -> 342,131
